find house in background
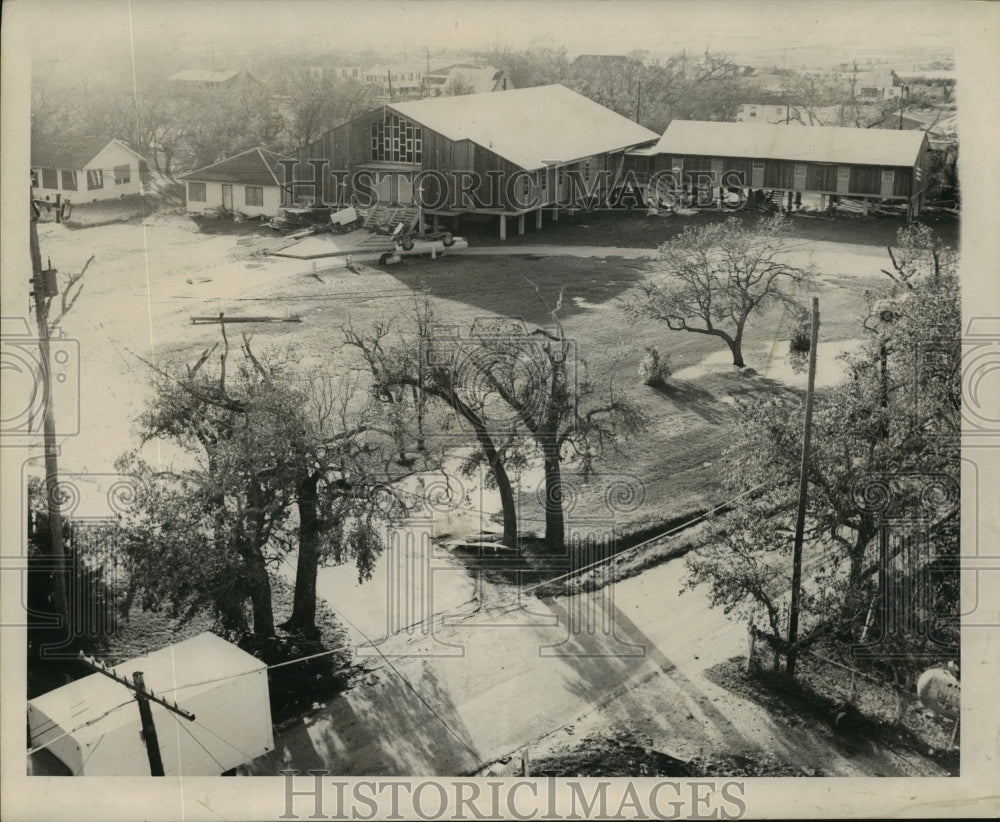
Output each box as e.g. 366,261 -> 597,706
736,102 -> 847,126
362,62 -> 450,98
628,120 -> 931,218
427,65 -> 514,96
168,69 -> 255,97
179,147 -> 292,218
31,136 -> 149,202
296,84 -> 659,238
303,63 -> 362,83
855,67 -> 909,101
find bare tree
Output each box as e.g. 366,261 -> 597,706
621,216 -> 812,368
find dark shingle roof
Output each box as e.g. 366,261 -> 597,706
31,135 -> 114,169
179,148 -> 292,186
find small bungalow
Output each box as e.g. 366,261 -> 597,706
856,68 -> 909,101
179,147 -> 292,218
31,136 -> 149,202
628,120 -> 932,218
294,84 -> 659,238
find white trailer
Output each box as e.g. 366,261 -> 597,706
27,632 -> 273,776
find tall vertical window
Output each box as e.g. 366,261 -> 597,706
87,169 -> 104,190
188,182 -> 207,202
61,170 -> 78,191
245,186 -> 264,206
371,112 -> 422,163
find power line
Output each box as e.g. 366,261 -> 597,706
72,732 -> 106,776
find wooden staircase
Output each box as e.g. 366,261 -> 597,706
360,204 -> 419,232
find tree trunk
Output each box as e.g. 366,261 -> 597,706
245,546 -> 275,637
463,412 -> 519,548
283,473 -> 320,636
730,325 -> 746,368
542,447 -> 565,552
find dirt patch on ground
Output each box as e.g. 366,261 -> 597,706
527,730 -> 806,778
704,657 -> 959,776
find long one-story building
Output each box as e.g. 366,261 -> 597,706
291,84 -> 660,238
180,147 -> 292,218
627,120 -> 932,218
31,136 -> 149,203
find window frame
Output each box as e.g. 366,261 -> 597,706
61,170 -> 78,191
113,164 -> 131,185
87,169 -> 104,190
245,186 -> 264,207
188,181 -> 207,202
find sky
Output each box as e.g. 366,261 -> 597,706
8,0 -> 963,65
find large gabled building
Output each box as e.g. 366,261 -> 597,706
628,120 -> 932,218
293,84 -> 659,238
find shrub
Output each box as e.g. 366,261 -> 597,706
789,321 -> 811,353
638,346 -> 671,387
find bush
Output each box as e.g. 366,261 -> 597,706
638,346 -> 671,387
789,322 -> 811,354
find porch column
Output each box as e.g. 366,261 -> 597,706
518,214 -> 525,235
432,215 -> 440,232
820,194 -> 827,211
786,191 -> 793,213
535,208 -> 543,230
551,208 -> 559,221
863,199 -> 870,216
499,215 -> 507,241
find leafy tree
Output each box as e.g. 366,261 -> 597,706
460,291 -> 647,552
621,216 -> 812,368
118,334 -> 409,637
686,225 -> 960,665
343,300 -> 524,549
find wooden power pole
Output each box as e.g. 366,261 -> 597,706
78,652 -> 195,776
786,296 -> 820,679
133,672 -> 166,776
29,201 -> 70,631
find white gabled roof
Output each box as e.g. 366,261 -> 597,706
644,120 -> 927,167
390,84 -> 659,170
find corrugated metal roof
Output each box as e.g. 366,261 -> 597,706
643,120 -> 926,167
390,84 -> 659,170
180,147 -> 291,186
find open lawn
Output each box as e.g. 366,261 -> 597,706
452,206 -> 959,252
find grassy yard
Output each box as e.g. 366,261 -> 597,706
451,205 -> 959,251
356,247 -> 887,540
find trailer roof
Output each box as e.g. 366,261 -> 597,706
28,632 -> 266,743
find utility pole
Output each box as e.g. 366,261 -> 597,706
134,672 -> 165,776
786,296 -> 820,679
635,81 -> 642,123
78,652 -> 195,776
29,200 -> 70,631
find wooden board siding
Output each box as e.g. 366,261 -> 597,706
662,152 -> 917,199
